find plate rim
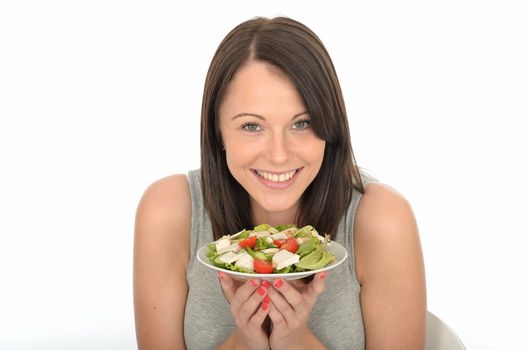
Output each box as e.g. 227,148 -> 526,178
197,240 -> 348,280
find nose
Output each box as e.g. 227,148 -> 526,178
265,132 -> 290,165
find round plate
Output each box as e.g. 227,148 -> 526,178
197,241 -> 348,280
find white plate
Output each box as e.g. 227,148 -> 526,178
197,241 -> 348,280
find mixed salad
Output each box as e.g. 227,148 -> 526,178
206,224 -> 336,274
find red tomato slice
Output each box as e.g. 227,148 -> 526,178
280,237 -> 299,253
239,236 -> 257,248
254,259 -> 274,274
273,239 -> 285,248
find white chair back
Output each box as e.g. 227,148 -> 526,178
426,311 -> 465,350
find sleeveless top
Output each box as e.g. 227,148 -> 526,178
184,168 -> 379,349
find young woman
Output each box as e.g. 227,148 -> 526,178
134,16 -> 426,350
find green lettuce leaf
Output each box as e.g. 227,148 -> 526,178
207,243 -> 218,261
255,237 -> 277,251
295,239 -> 335,270
294,225 -> 313,238
254,224 -> 271,232
275,224 -> 295,232
225,263 -> 253,273
296,237 -> 320,258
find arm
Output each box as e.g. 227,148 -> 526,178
217,329 -> 258,350
283,326 -> 328,350
354,183 -> 427,349
217,274 -> 271,350
265,273 -> 329,350
133,175 -> 191,350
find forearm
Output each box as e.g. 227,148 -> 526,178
217,329 -> 252,350
289,327 -> 328,350
217,330 -> 241,350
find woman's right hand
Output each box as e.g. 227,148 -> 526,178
218,272 -> 271,350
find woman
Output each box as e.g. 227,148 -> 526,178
134,16 -> 426,350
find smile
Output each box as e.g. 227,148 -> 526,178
253,168 -> 302,183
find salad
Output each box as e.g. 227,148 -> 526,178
206,224 -> 336,274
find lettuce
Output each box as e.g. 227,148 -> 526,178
254,224 -> 271,232
296,237 -> 319,258
225,263 -> 253,273
295,239 -> 335,270
207,243 -> 217,261
294,225 -> 313,238
275,224 -> 295,232
255,237 -> 277,251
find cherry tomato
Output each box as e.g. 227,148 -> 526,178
280,237 -> 299,253
239,236 -> 257,249
254,259 -> 274,274
273,239 -> 285,248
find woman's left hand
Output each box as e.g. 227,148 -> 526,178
266,271 -> 328,350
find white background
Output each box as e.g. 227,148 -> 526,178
1,1 -> 525,349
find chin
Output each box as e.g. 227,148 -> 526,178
257,195 -> 298,214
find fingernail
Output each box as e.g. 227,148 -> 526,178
319,272 -> 328,280
250,279 -> 260,287
262,302 -> 269,311
217,271 -> 225,280
257,286 -> 267,295
263,295 -> 270,303
261,280 -> 270,288
274,279 -> 283,288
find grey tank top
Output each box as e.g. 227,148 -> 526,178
184,168 -> 378,349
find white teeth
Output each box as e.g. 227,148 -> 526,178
256,169 -> 298,183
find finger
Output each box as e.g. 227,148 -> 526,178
237,285 -> 269,326
267,300 -> 287,328
218,272 -> 250,301
248,294 -> 271,327
218,272 -> 259,305
267,285 -> 300,326
217,271 -> 237,302
306,271 -> 327,299
272,278 -> 303,312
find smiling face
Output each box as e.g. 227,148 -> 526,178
218,60 -> 326,224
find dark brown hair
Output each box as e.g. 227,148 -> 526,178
201,16 -> 364,240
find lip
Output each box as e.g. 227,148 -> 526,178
251,167 -> 303,189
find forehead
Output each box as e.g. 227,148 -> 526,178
219,61 -> 305,117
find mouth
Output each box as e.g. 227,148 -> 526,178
251,167 -> 303,185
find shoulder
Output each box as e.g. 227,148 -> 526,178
134,174 -> 192,263
136,174 -> 191,220
353,182 -> 427,346
353,182 -> 420,282
355,181 -> 416,234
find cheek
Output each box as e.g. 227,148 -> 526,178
225,145 -> 255,171
303,139 -> 326,164
225,137 -> 264,165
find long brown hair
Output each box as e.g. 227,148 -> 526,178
201,16 -> 364,240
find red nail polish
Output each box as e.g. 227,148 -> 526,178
262,302 -> 269,311
320,272 -> 327,280
274,279 -> 283,288
261,280 -> 270,288
250,279 -> 259,287
263,295 -> 270,303
257,286 -> 266,295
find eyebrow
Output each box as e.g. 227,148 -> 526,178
231,111 -> 309,121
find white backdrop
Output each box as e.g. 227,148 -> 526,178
1,1 -> 525,349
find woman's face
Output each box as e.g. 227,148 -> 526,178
218,60 -> 326,221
